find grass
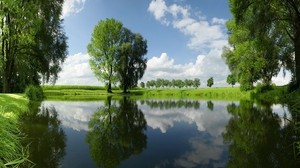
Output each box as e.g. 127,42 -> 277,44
42,85 -> 252,101
0,94 -> 32,167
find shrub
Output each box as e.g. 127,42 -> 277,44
25,85 -> 44,101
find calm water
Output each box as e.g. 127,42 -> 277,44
20,98 -> 300,168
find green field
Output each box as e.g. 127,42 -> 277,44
0,94 -> 31,167
42,85 -> 252,101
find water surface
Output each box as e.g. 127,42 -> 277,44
20,98 -> 300,168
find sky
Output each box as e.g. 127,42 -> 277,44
56,0 -> 291,86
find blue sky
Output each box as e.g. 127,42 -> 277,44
56,0 -> 290,86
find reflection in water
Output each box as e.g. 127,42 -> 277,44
145,100 -> 200,110
223,100 -> 300,168
207,101 -> 214,111
20,102 -> 66,168
86,97 -> 147,168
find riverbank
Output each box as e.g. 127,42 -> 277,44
0,94 -> 31,167
42,85 -> 252,101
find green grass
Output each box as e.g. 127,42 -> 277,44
0,94 -> 32,167
42,85 -> 252,101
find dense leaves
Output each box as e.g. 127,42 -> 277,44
88,18 -> 147,93
0,0 -> 67,93
224,0 -> 299,90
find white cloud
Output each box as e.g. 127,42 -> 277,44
148,0 -> 227,50
56,53 -> 100,86
271,69 -> 291,86
62,0 -> 86,18
142,51 -> 230,87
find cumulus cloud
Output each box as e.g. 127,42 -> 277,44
56,53 -> 100,85
62,0 -> 86,18
148,0 -> 228,50
142,51 -> 230,87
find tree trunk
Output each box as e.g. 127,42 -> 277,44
294,30 -> 300,89
107,65 -> 113,93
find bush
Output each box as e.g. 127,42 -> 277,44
25,85 -> 44,101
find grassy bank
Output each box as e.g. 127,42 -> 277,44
42,85 -> 251,101
0,94 -> 31,167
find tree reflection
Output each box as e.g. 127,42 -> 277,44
207,100 -> 214,111
20,101 -> 66,168
223,100 -> 300,168
145,100 -> 200,110
86,97 -> 147,168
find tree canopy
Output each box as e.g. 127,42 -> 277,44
224,0 -> 299,90
88,18 -> 147,93
0,0 -> 67,93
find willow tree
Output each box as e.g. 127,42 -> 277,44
118,29 -> 147,93
227,0 -> 299,89
0,0 -> 67,93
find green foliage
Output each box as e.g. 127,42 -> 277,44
88,18 -> 147,93
226,74 -> 236,87
140,82 -> 145,88
226,0 -> 299,90
25,85 -> 44,101
0,0 -> 67,93
207,77 -> 214,87
88,18 -> 123,93
117,30 -> 148,93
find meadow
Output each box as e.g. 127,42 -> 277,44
42,85 -> 252,101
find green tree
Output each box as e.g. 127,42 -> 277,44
0,0 -> 67,93
193,78 -> 200,88
226,74 -> 237,87
87,18 -> 123,93
228,0 -> 299,89
117,29 -> 147,93
222,18 -> 280,91
140,82 -> 145,88
207,77 -> 214,87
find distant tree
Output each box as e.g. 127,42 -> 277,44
193,78 -> 201,88
207,77 -> 214,88
227,74 -> 237,87
88,19 -> 123,93
140,82 -> 145,88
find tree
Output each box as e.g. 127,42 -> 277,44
140,82 -> 145,88
193,78 -> 200,88
226,74 -> 237,87
87,19 -> 123,93
207,77 -> 214,87
228,0 -> 299,89
117,29 -> 147,93
0,0 -> 67,93
222,19 -> 280,91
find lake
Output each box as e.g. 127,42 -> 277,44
20,97 -> 300,168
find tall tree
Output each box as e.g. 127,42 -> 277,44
228,0 -> 299,89
117,29 -> 147,93
0,0 -> 67,93
87,19 -> 123,93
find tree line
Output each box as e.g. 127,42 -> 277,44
223,0 -> 300,91
0,0 -> 67,93
140,77 -> 215,89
